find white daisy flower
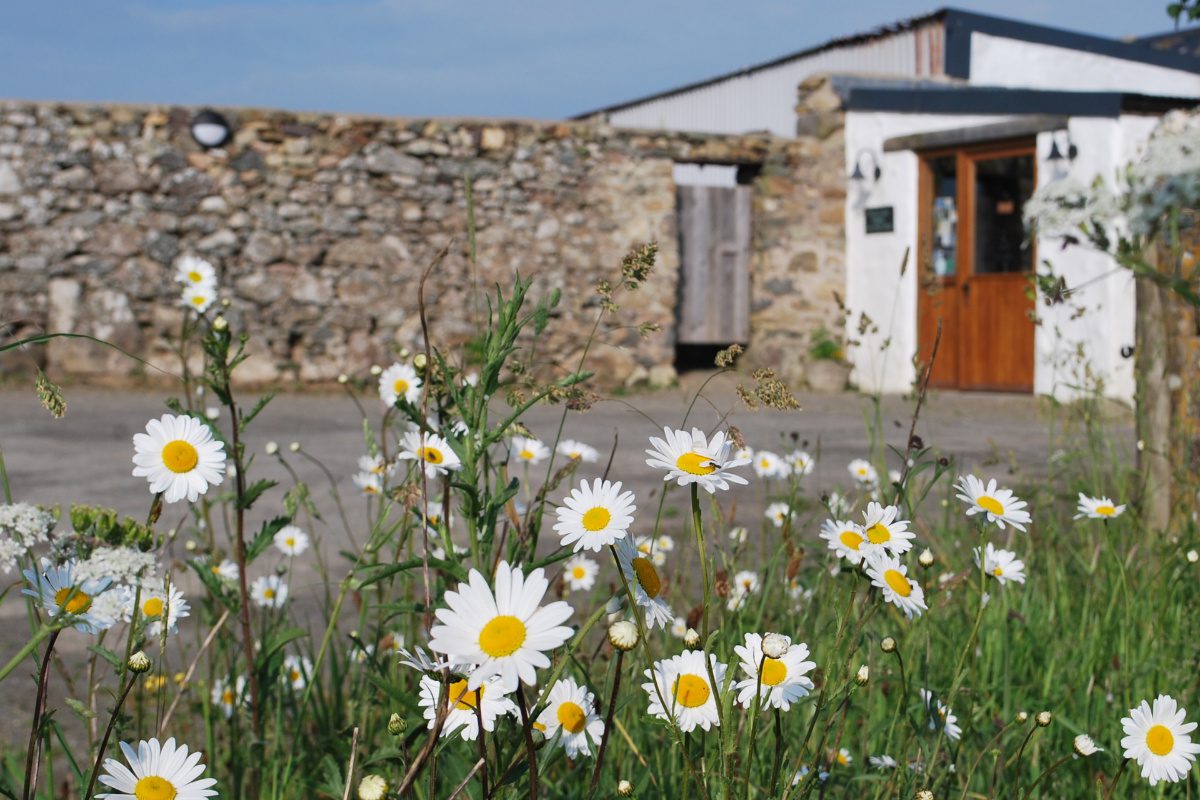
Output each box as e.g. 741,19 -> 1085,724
553,478 -> 636,552
733,633 -> 816,711
973,543 -> 1026,586
563,555 -> 599,591
132,414 -> 226,504
418,673 -> 518,740
175,255 -> 217,288
834,748 -> 853,767
511,436 -> 551,465
97,736 -> 217,799
557,440 -> 600,463
135,582 -> 190,638
1075,493 -> 1126,520
615,537 -> 673,629
250,575 -> 288,609
726,570 -> 760,612
210,675 -> 246,718
859,502 -> 915,555
826,490 -> 851,518
417,499 -> 446,529
954,475 -> 1032,531
536,678 -> 605,758
848,459 -> 878,485
210,559 -> 239,582
729,526 -> 748,544
352,471 -> 383,496
357,454 -> 393,477
670,617 -> 688,638
634,535 -> 668,567
378,362 -> 422,407
864,552 -> 927,619
644,426 -> 750,494
788,450 -> 814,476
397,646 -> 453,674
181,284 -> 216,314
22,558 -> 114,634
397,430 -> 462,479
753,451 -> 789,479
282,654 -> 312,690
429,561 -> 574,691
920,689 -> 962,741
1121,694 -> 1200,785
869,754 -> 898,770
655,534 -> 676,553
819,518 -> 869,565
273,525 -> 310,557
764,502 -> 791,528
734,447 -> 755,463
642,650 -> 727,732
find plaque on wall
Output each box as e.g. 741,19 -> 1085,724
865,206 -> 894,234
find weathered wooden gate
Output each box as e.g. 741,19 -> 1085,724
675,184 -> 752,344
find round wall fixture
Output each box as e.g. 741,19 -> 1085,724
190,109 -> 233,149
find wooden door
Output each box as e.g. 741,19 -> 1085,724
917,141 -> 1035,391
676,185 -> 751,344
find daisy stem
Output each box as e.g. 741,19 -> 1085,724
515,686 -> 540,799
1100,757 -> 1130,800
769,708 -> 784,796
0,623 -> 52,684
81,673 -> 136,800
21,628 -> 58,800
1020,753 -> 1071,800
588,649 -> 624,794
742,654 -> 766,800
0,442 -> 12,504
690,484 -> 712,643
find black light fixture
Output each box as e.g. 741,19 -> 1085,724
190,109 -> 233,149
1046,131 -> 1078,163
849,149 -> 882,183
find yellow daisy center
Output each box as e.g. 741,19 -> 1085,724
479,615 -> 527,657
190,295 -> 207,307
285,537 -> 296,547
1096,504 -> 1116,516
582,507 -> 611,531
54,587 -> 92,614
556,700 -> 587,734
448,679 -> 484,711
263,588 -> 275,600
674,673 -> 710,708
393,378 -> 409,395
761,657 -> 788,686
161,440 -> 199,473
187,270 -> 203,283
837,752 -> 850,765
143,597 -> 165,617
676,451 -> 717,476
857,468 -> 869,476
419,447 -> 444,465
992,567 -> 1004,577
134,775 -> 176,800
865,523 -> 891,544
572,566 -> 587,580
519,449 -> 535,460
839,530 -> 863,551
1147,724 -> 1175,756
760,458 -> 770,468
289,669 -> 301,682
632,557 -> 662,598
883,569 -> 912,598
222,689 -> 235,705
977,495 -> 1004,515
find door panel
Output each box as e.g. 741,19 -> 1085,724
917,155 -> 960,387
676,185 -> 751,344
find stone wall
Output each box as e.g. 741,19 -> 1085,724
0,98 -> 846,388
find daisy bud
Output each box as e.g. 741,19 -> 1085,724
184,540 -> 196,552
265,441 -> 279,455
880,636 -> 897,653
1073,734 -> 1101,757
1188,549 -> 1199,563
337,373 -> 349,384
289,442 -> 301,452
914,791 -> 934,800
413,353 -> 428,371
127,651 -> 152,674
205,406 -> 220,420
357,774 -> 388,800
918,548 -> 935,568
388,712 -> 406,736
226,464 -> 238,478
762,632 -> 790,659
684,628 -> 701,648
617,780 -> 634,797
608,620 -> 639,651
220,297 -> 231,308
369,364 -> 383,376
855,664 -> 870,685
399,347 -> 411,359
1016,711 -> 1029,724
212,315 -> 228,331
1036,711 -> 1052,727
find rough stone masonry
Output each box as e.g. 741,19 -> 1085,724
0,93 -> 845,388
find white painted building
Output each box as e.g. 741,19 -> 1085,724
580,9 -> 1200,400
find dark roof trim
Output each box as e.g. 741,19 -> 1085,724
571,10 -> 948,119
943,9 -> 1200,79
883,115 -> 1068,152
848,86 -> 1199,117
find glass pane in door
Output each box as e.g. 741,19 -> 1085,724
973,154 -> 1034,274
929,156 -> 957,277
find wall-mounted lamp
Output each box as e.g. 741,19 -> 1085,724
190,109 -> 233,149
849,148 -> 882,183
1046,131 -> 1078,164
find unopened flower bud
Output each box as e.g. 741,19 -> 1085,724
881,636 -> 897,653
617,779 -> 634,797
762,633 -> 790,659
684,628 -> 700,648
914,791 -> 934,800
608,621 -> 639,652
369,364 -> 383,376
220,297 -> 231,308
212,315 -> 228,331
1036,711 -> 1052,727
1016,711 -> 1029,724
128,651 -> 152,674
1188,549 -> 1199,564
357,774 -> 388,800
413,353 -> 428,371
265,441 -> 279,455
855,664 -> 870,685
337,373 -> 349,384
1073,734 -> 1101,757
289,441 -> 301,452
205,406 -> 220,420
918,548 -> 934,568
388,712 -> 405,736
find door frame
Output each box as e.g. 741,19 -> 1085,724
917,136 -> 1037,392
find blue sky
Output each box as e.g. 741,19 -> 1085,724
0,2 -> 1184,119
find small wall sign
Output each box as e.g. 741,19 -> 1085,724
865,206 -> 894,234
